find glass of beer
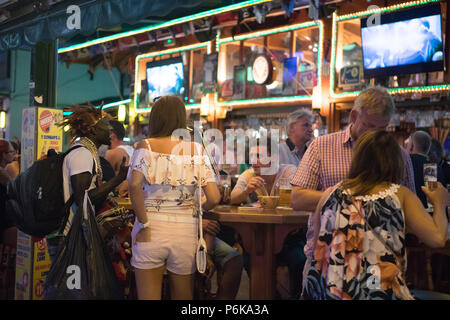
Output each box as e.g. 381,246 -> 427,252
219,174 -> 231,205
424,163 -> 438,190
424,163 -> 437,211
278,178 -> 292,207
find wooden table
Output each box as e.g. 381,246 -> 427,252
204,205 -> 310,300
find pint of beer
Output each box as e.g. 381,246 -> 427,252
279,179 -> 292,207
424,163 -> 438,190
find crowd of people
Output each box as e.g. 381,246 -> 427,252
0,86 -> 449,300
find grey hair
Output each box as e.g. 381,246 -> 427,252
286,109 -> 315,135
353,86 -> 396,120
411,130 -> 432,154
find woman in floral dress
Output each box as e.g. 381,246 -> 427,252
128,96 -> 221,299
302,130 -> 448,300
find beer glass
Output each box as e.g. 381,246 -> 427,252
219,174 -> 231,205
424,163 -> 438,190
278,178 -> 292,207
424,163 -> 437,211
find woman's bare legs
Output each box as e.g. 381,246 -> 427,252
134,265 -> 165,300
168,271 -> 194,300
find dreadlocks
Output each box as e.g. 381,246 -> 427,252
60,103 -> 108,140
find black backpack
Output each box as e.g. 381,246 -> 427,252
5,146 -> 83,237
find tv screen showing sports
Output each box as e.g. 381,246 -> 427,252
361,3 -> 444,78
146,57 -> 185,101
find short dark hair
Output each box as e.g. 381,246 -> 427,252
109,119 -> 126,140
148,96 -> 187,138
341,130 -> 403,196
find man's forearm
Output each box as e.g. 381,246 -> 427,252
291,187 -> 323,211
89,176 -> 123,206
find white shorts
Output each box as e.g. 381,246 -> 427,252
131,217 -> 198,275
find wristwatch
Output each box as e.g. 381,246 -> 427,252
138,220 -> 150,230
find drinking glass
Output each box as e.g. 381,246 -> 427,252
219,174 -> 231,205
424,163 -> 438,190
424,163 -> 437,211
278,178 -> 292,207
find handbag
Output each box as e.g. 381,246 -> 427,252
195,160 -> 207,274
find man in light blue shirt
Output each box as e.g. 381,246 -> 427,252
279,109 -> 314,166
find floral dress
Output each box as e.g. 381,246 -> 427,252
303,183 -> 414,300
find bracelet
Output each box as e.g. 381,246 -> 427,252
137,220 -> 150,230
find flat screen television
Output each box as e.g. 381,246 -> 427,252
360,3 -> 444,78
146,57 -> 185,101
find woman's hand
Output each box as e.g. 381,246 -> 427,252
135,227 -> 151,243
245,176 -> 266,194
421,182 -> 448,207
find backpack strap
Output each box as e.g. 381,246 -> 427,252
62,144 -> 83,156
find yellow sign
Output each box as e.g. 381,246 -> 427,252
14,231 -> 32,300
32,239 -> 51,300
36,108 -> 63,160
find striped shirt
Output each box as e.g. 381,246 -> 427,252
291,125 -> 416,261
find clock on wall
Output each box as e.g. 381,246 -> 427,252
251,54 -> 273,85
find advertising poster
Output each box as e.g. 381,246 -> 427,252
16,107 -> 63,300
37,108 -> 63,160
32,239 -> 51,300
20,108 -> 36,171
298,70 -> 316,92
14,231 -> 32,300
339,65 -> 362,89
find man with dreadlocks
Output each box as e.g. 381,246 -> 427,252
45,104 -> 129,265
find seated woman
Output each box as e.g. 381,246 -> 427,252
302,130 -> 448,300
128,96 -> 221,300
230,136 -> 305,299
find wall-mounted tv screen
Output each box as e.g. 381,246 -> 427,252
146,57 -> 185,101
361,3 -> 444,78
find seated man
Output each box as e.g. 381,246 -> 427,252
230,136 -> 304,299
203,219 -> 243,300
